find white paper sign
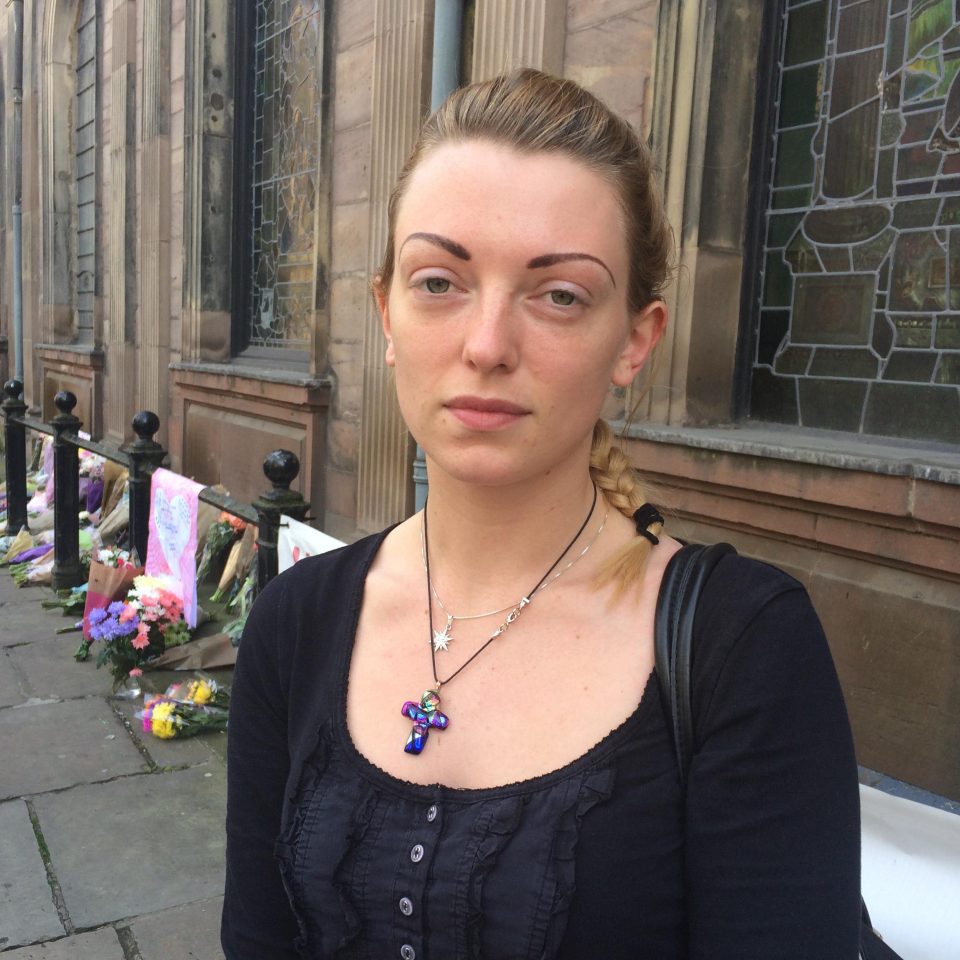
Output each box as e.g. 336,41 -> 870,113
277,515 -> 344,572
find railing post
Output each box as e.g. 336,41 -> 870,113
2,379 -> 30,535
50,391 -> 84,590
252,450 -> 310,591
125,411 -> 165,565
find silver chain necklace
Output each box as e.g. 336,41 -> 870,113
418,491 -> 608,652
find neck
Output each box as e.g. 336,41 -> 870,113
422,462 -> 600,609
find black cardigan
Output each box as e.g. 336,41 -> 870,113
222,530 -> 860,959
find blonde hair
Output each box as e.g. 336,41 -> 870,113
589,419 -> 663,595
378,69 -> 673,591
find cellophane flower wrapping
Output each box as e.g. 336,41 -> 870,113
196,514 -> 245,583
89,573 -> 192,686
136,673 -> 230,740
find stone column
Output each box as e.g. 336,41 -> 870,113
39,0 -> 75,345
638,0 -> 764,426
138,0 -> 172,441
356,0 -> 431,532
181,0 -> 234,363
471,0 -> 566,80
106,0 -> 137,441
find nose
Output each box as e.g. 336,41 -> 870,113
460,290 -> 519,372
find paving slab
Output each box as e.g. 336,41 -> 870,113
6,633 -> 113,701
0,927 -> 125,959
0,800 -> 64,950
0,603 -> 64,648
0,698 -> 145,800
129,897 -> 225,960
0,648 -> 26,707
33,764 -> 227,928
0,576 -> 53,605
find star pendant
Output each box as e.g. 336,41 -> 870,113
432,617 -> 454,652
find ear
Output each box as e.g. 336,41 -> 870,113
611,300 -> 667,388
374,280 -> 396,367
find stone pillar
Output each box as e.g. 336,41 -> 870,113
471,0 -> 566,80
637,0 -> 764,426
39,0 -> 75,345
181,0 -> 234,363
356,0 -> 431,532
106,0 -> 137,441
138,0 -> 172,442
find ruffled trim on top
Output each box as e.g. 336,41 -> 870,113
541,763 -> 618,958
461,794 -> 527,959
329,775 -> 380,955
275,721 -> 334,956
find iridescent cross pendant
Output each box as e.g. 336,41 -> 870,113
401,689 -> 449,755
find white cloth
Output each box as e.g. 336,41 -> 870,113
860,783 -> 960,960
277,515 -> 344,572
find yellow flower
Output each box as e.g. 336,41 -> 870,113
187,679 -> 214,705
150,701 -> 179,739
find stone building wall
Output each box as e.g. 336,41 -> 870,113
0,0 -> 957,797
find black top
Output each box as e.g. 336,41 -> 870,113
221,529 -> 860,959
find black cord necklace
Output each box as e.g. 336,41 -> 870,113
400,486 -> 599,755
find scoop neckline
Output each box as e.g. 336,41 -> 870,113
335,525 -> 661,803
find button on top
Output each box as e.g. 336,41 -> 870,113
401,945 -> 416,960
398,896 -> 414,916
426,804 -> 438,822
410,843 -> 425,863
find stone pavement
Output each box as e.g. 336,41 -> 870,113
0,572 -> 229,958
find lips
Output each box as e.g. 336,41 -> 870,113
444,395 -> 530,430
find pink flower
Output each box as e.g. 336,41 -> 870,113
119,605 -> 137,623
131,627 -> 151,651
128,668 -> 143,677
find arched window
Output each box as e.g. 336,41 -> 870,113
74,0 -> 97,344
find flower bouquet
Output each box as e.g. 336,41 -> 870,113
136,674 -> 230,740
81,548 -> 144,648
162,673 -> 231,709
88,573 -> 192,685
196,512 -> 246,583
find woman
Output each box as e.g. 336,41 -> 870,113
222,70 -> 860,958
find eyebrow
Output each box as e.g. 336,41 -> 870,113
399,232 -> 471,261
527,252 -> 616,287
398,233 -> 616,287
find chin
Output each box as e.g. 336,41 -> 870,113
425,445 -> 540,488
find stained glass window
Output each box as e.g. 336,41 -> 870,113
752,0 -> 960,444
247,0 -> 323,350
74,0 -> 96,345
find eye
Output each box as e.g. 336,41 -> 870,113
549,289 -> 578,306
424,277 -> 451,294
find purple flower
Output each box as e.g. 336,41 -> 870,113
88,608 -> 108,626
107,601 -> 125,617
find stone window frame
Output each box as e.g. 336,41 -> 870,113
181,0 -> 333,376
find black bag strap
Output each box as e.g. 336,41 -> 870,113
653,542 -> 735,786
652,542 -> 904,959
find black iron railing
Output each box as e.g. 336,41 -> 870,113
1,379 -> 310,591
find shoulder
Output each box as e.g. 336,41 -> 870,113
689,551 -> 842,728
696,552 -> 807,636
240,528 -> 391,669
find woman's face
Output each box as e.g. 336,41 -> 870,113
378,140 -> 665,489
